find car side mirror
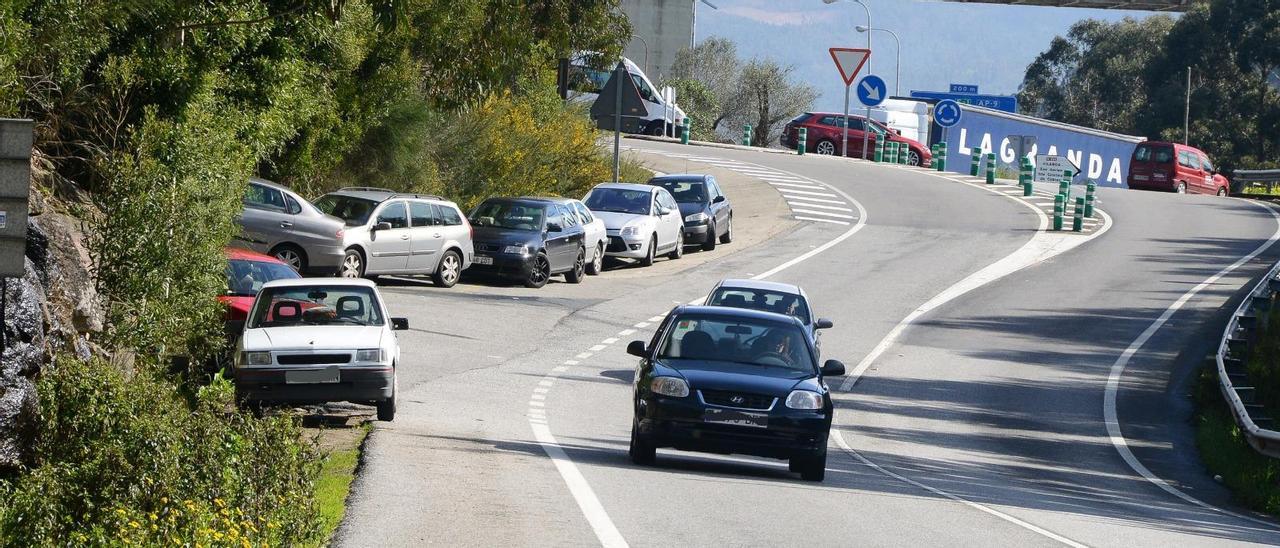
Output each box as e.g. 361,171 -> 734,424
626,340 -> 648,358
374,222 -> 392,231
815,318 -> 834,329
547,222 -> 563,233
391,317 -> 409,330
821,359 -> 846,376
712,195 -> 726,204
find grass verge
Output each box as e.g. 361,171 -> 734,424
315,422 -> 372,545
1193,364 -> 1280,514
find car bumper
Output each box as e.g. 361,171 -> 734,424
467,253 -> 534,279
605,234 -> 650,259
234,366 -> 393,404
683,223 -> 712,244
1127,178 -> 1175,192
636,396 -> 830,460
305,244 -> 346,275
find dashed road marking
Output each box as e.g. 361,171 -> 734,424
794,216 -> 851,225
783,194 -> 848,205
791,208 -> 856,220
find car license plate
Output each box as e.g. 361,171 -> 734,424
474,255 -> 494,265
704,408 -> 768,428
285,367 -> 340,384
1133,175 -> 1149,181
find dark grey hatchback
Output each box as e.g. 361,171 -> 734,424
627,305 -> 845,481
647,174 -> 733,251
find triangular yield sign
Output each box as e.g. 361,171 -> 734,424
829,48 -> 870,86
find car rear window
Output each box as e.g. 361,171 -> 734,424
315,195 -> 378,226
1134,144 -> 1174,164
708,289 -> 811,324
652,179 -> 706,204
790,113 -> 813,124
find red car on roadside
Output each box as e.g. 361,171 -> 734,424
1127,141 -> 1230,196
780,112 -> 932,167
221,247 -> 302,322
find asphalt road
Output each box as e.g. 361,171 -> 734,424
336,139 -> 1280,547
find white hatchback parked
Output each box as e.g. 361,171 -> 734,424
583,183 -> 685,266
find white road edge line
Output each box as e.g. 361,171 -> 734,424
1102,200 -> 1280,531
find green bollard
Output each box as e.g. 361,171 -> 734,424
1073,197 -> 1085,232
1053,194 -> 1065,231
1085,181 -> 1097,218
986,153 -> 996,184
887,142 -> 898,164
936,142 -> 947,171
796,127 -> 806,155
1059,178 -> 1070,204
899,143 -> 909,164
874,138 -> 885,163
681,119 -> 690,145
743,123 -> 752,146
970,148 -> 981,176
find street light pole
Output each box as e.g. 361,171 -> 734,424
632,33 -> 650,76
858,25 -> 900,96
1184,66 -> 1191,144
824,0 -> 871,158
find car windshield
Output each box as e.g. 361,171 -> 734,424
658,314 -> 814,372
584,188 -> 651,215
225,259 -> 300,297
652,180 -> 706,204
314,195 -> 379,226
248,285 -> 385,328
470,201 -> 546,231
707,288 -> 812,325
867,120 -> 888,135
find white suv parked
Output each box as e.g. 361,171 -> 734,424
314,188 -> 473,287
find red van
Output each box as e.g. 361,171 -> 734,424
1127,141 -> 1230,196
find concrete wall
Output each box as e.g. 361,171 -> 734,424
620,0 -> 693,84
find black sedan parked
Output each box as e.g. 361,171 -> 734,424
647,174 -> 733,251
468,197 -> 587,288
626,305 -> 845,481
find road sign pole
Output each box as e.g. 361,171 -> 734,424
842,85 -> 851,157
862,107 -> 871,160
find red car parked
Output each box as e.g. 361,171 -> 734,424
1127,141 -> 1230,196
780,112 -> 932,167
221,247 -> 302,322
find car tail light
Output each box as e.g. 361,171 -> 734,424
336,228 -> 345,239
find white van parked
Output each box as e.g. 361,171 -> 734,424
567,55 -> 685,137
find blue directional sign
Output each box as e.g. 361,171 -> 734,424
910,90 -> 1017,113
856,75 -> 887,107
934,99 -> 963,128
950,83 -> 979,94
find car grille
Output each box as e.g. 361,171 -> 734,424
276,353 -> 351,365
475,242 -> 502,253
700,390 -> 776,410
607,236 -> 627,252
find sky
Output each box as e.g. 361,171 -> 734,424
692,0 -> 1172,112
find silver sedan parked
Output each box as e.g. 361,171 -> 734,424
232,177 -> 347,275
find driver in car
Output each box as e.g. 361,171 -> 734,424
751,329 -> 802,366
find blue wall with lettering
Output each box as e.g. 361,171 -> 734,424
938,106 -> 1144,188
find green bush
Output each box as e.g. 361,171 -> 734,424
0,359 -> 322,545
1193,365 -> 1280,515
1246,297 -> 1280,418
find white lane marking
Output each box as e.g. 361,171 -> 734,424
531,423 -> 629,548
831,433 -> 1088,548
1103,200 -> 1280,530
530,401 -> 546,407
777,188 -> 838,197
564,360 -> 580,366
647,315 -> 665,322
634,322 -> 650,328
762,175 -> 809,181
531,394 -> 546,401
787,202 -> 853,212
618,329 -> 636,336
783,194 -> 848,205
769,181 -> 825,190
553,366 -> 569,373
794,216 -> 851,225
538,380 -> 554,387
791,208 -> 856,220
589,345 -> 606,352
602,337 -> 619,345
577,352 -> 594,359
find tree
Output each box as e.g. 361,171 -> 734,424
732,59 -> 818,147
669,37 -> 743,132
664,78 -> 719,141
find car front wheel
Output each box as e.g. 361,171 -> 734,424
629,418 -> 656,465
1218,187 -> 1228,196
640,236 -> 656,267
702,222 -> 717,251
525,252 -> 550,288
1176,182 -> 1187,194
796,447 -> 827,481
376,373 -> 397,422
815,139 -> 836,155
340,249 -> 365,279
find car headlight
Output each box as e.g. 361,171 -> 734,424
243,351 -> 272,366
620,225 -> 640,237
650,377 -> 690,398
502,244 -> 529,255
356,348 -> 386,363
785,390 -> 823,410
684,212 -> 709,223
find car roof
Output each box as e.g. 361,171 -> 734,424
649,174 -> 709,182
591,182 -> 658,193
522,196 -> 580,204
224,246 -> 286,264
671,304 -> 804,327
483,196 -> 554,207
713,278 -> 804,296
261,277 -> 378,289
1141,140 -> 1204,153
248,176 -> 296,194
324,187 -> 454,205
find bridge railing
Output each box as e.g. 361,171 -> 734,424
1217,258 -> 1280,458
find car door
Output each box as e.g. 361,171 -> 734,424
554,204 -> 582,269
236,182 -> 290,253
656,190 -> 682,248
407,201 -> 444,273
367,201 -> 411,273
1199,154 -> 1216,192
573,201 -> 605,259
707,177 -> 729,232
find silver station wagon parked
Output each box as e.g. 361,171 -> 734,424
233,177 -> 347,275
314,188 -> 474,288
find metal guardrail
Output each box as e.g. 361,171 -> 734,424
1217,259 -> 1280,458
1234,169 -> 1280,195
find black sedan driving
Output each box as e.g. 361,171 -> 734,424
626,305 -> 845,481
647,174 -> 733,251
468,197 -> 587,288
